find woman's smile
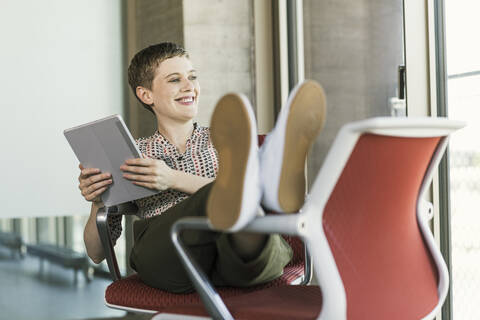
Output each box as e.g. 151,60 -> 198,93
175,95 -> 196,106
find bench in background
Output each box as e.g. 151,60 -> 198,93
27,243 -> 93,284
0,231 -> 25,259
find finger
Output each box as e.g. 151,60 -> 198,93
86,187 -> 108,201
80,168 -> 101,178
79,164 -> 84,170
79,177 -> 103,190
120,165 -> 154,175
78,169 -> 100,182
123,173 -> 156,182
81,172 -> 112,187
124,158 -> 155,166
85,179 -> 112,195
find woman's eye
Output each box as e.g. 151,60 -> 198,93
189,75 -> 197,80
168,78 -> 180,83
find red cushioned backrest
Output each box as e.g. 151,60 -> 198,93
323,134 -> 441,319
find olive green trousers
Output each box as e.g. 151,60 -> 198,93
129,183 -> 293,293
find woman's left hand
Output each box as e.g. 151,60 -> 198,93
120,158 -> 177,191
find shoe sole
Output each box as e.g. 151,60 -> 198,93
278,81 -> 326,212
207,94 -> 253,230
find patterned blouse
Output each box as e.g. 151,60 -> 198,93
108,123 -> 218,243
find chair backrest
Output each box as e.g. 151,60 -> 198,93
303,117 -> 464,320
325,134 -> 440,318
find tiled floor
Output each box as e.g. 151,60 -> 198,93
0,247 -> 128,320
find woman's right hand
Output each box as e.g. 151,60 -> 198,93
78,164 -> 113,203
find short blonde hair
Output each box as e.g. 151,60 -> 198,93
127,42 -> 189,113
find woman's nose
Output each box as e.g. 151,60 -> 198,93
182,79 -> 195,91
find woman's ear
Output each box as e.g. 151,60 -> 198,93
136,86 -> 154,105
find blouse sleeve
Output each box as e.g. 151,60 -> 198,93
107,214 -> 123,245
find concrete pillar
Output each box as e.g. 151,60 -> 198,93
183,0 -> 255,126
126,0 -> 255,137
303,0 -> 404,184
126,0 -> 185,139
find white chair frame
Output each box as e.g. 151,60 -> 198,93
166,117 -> 464,320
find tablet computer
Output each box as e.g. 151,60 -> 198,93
64,114 -> 158,207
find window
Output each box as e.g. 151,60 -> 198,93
445,1 -> 480,318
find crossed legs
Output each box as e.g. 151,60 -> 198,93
130,182 -> 293,293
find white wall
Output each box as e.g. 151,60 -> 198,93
0,0 -> 123,218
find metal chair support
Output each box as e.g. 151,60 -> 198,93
96,205 -> 121,281
302,246 -> 313,285
96,202 -> 139,281
171,214 -> 306,319
171,218 -> 234,320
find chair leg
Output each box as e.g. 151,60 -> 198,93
96,206 -> 122,280
171,217 -> 234,320
74,268 -> 78,285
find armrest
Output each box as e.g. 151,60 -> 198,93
96,202 -> 138,281
170,214 -> 304,319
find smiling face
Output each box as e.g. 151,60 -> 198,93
136,56 -> 200,124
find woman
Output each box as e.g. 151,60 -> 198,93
78,42 -> 326,293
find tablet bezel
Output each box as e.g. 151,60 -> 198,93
64,114 -> 158,206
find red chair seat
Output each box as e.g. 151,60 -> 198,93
162,285 -> 323,320
105,236 -> 305,312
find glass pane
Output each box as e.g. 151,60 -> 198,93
0,216 -> 125,319
448,76 -> 480,319
445,1 -> 480,318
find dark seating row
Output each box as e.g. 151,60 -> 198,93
0,230 -> 25,258
26,243 -> 93,284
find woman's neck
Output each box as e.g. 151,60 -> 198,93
156,120 -> 194,153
